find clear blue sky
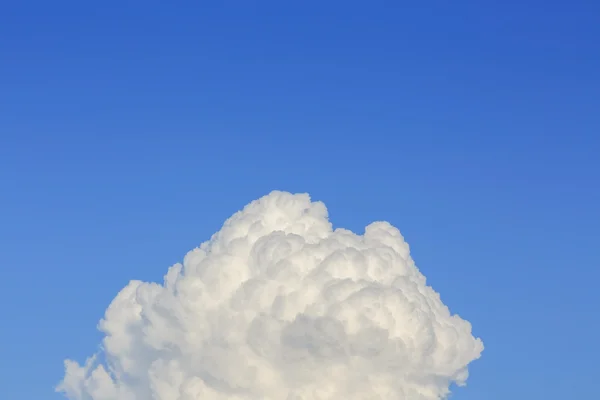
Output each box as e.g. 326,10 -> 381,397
1,1 -> 598,399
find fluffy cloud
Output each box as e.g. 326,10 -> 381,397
57,191 -> 483,400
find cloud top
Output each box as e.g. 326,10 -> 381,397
58,191 -> 483,400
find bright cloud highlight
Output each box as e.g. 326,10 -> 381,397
58,191 -> 483,400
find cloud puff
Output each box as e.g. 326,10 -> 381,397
58,191 -> 483,400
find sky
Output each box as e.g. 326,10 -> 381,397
0,1 -> 599,399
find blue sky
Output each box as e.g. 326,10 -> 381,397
1,1 -> 599,399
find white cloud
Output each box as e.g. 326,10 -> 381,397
58,191 -> 483,400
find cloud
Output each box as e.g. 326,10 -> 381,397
57,191 -> 483,400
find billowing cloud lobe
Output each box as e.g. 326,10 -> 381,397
58,191 -> 483,400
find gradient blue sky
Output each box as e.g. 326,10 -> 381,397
1,1 -> 599,399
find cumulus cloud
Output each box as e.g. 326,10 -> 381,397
57,191 -> 483,400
